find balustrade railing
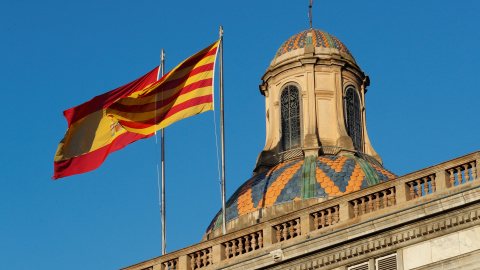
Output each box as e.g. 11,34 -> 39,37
447,161 -> 477,187
163,259 -> 178,270
223,231 -> 263,259
122,152 -> 480,270
407,174 -> 436,199
311,205 -> 339,230
188,248 -> 212,270
351,188 -> 396,218
274,218 -> 301,242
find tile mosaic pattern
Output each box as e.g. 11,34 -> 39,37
204,155 -> 396,236
275,29 -> 354,59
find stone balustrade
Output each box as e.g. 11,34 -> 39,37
406,174 -> 436,199
447,160 -> 477,187
162,259 -> 177,270
223,231 -> 263,259
311,205 -> 339,230
188,248 -> 212,270
120,151 -> 480,270
350,187 -> 396,217
273,218 -> 301,243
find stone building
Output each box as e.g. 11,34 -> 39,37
122,29 -> 480,270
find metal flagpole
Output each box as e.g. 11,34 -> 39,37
219,26 -> 226,235
160,49 -> 166,254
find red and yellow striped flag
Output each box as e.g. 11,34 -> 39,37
54,41 -> 219,179
53,67 -> 160,179
106,40 -> 219,135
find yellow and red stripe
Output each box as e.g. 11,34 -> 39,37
53,66 -> 160,179
106,40 -> 219,135
54,41 -> 219,179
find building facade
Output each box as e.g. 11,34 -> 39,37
122,29 -> 480,270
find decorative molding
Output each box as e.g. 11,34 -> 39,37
271,249 -> 284,263
315,90 -> 334,100
283,205 -> 480,270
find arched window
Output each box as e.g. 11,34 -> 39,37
344,86 -> 363,152
280,84 -> 301,151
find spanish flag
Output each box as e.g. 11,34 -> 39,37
54,41 -> 219,179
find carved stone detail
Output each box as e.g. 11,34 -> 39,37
285,207 -> 480,270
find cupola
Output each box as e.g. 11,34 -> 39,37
255,29 -> 380,174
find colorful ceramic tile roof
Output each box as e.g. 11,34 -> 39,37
204,155 -> 396,236
275,29 -> 354,60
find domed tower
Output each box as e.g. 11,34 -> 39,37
255,29 -> 381,173
204,29 -> 396,240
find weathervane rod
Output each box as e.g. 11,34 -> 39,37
309,0 -> 313,29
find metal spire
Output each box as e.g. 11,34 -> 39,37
309,0 -> 313,29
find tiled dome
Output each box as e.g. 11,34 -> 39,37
205,155 -> 396,235
275,29 -> 354,59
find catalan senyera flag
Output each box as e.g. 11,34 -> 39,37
106,40 -> 219,135
54,40 -> 219,179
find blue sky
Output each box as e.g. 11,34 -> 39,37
1,1 -> 479,269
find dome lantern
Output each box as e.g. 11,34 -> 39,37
255,29 -> 381,174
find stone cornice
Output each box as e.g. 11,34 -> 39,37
218,187 -> 480,269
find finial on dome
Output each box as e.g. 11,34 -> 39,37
308,0 -> 313,29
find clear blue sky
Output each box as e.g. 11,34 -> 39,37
1,1 -> 479,269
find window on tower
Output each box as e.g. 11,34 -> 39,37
344,86 -> 363,152
280,84 -> 301,151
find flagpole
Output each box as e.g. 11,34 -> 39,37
160,49 -> 166,255
219,26 -> 226,235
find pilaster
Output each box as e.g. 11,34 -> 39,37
339,201 -> 353,221
263,225 -> 275,246
304,60 -> 318,148
395,182 -> 410,204
300,213 -> 313,235
435,169 -> 451,191
178,255 -> 188,270
212,243 -> 224,264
